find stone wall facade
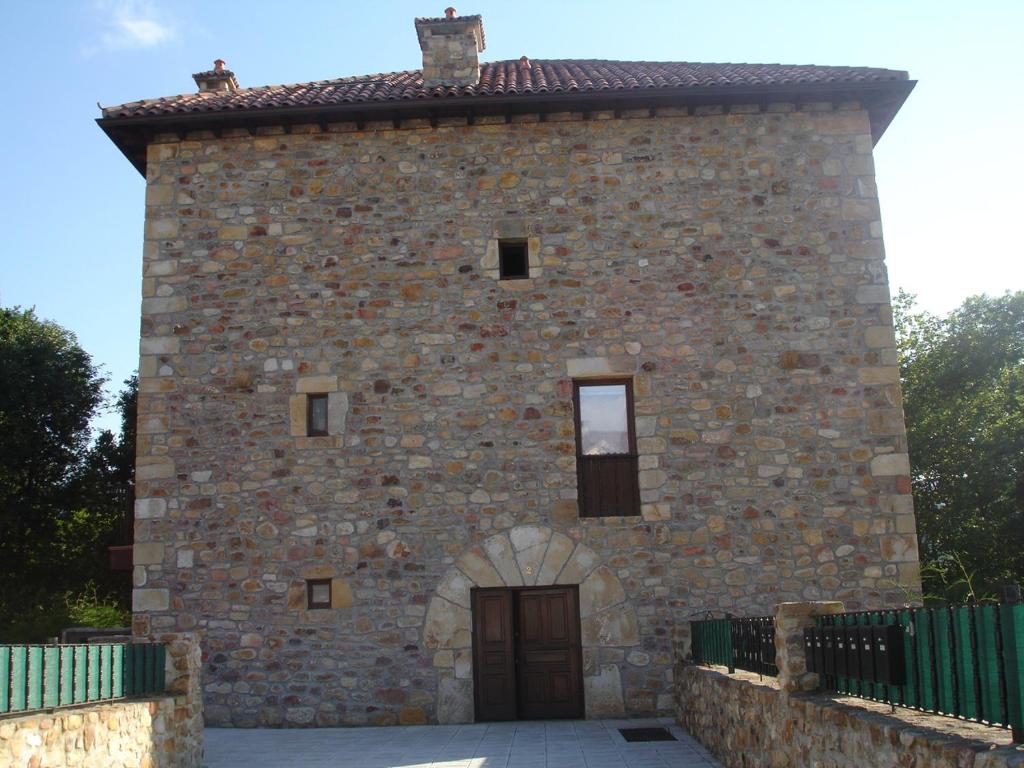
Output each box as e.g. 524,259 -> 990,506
132,102 -> 920,726
0,634 -> 202,767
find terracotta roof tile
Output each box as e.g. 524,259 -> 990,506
101,59 -> 908,119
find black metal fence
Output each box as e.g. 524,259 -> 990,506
691,614 -> 777,677
732,616 -> 778,677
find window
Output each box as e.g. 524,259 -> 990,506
498,239 -> 529,279
307,579 -> 332,609
572,379 -> 640,517
307,394 -> 328,436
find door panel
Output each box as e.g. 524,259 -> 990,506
482,595 -> 507,643
515,587 -> 583,719
472,589 -> 517,721
472,585 -> 583,721
518,594 -> 542,643
522,650 -> 569,664
480,674 -> 511,706
550,673 -> 570,702
548,594 -> 569,642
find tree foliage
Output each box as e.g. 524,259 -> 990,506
895,290 -> 1024,600
0,307 -> 135,640
0,308 -> 105,576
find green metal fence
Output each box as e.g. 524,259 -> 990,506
691,617 -> 734,670
691,615 -> 778,677
0,643 -> 165,717
816,602 -> 1024,739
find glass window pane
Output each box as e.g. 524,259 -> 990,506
579,384 -> 629,455
309,395 -> 328,434
310,582 -> 330,606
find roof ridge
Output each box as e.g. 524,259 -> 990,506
100,59 -> 911,119
486,57 -> 904,70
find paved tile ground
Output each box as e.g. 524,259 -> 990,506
203,717 -> 722,768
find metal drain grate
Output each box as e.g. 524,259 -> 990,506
619,727 -> 677,742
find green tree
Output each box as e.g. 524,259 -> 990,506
895,291 -> 1024,600
68,375 -> 138,606
0,307 -> 105,582
0,308 -> 135,639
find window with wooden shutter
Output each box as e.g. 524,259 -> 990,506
572,379 -> 641,517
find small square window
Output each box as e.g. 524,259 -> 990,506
307,579 -> 332,609
498,240 -> 529,280
307,394 -> 328,436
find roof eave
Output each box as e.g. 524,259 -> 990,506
98,79 -> 915,177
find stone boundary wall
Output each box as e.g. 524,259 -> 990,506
0,632 -> 202,768
674,665 -> 1022,768
674,602 -> 1022,768
1,697 -> 192,768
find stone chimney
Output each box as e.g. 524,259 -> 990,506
193,59 -> 239,93
414,8 -> 485,87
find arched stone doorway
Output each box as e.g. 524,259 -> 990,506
423,525 -> 639,723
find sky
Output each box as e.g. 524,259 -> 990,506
1,0 -> 1022,435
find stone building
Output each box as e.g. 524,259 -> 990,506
99,9 -> 920,727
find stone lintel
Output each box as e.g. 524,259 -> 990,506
566,356 -> 637,379
296,375 -> 338,393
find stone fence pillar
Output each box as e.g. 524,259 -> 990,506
774,601 -> 843,696
144,631 -> 204,767
672,619 -> 692,663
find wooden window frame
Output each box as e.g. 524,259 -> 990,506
572,378 -> 641,518
307,393 -> 329,437
498,239 -> 530,280
306,578 -> 332,609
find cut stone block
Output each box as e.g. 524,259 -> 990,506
536,533 -> 574,585
580,566 -> 626,618
584,664 -> 626,718
581,604 -> 640,647
133,588 -> 170,612
483,534 -> 523,586
423,597 -> 471,650
296,375 -> 338,393
456,549 -> 503,588
557,543 -> 600,585
437,677 -> 474,724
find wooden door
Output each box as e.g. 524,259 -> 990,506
471,588 -> 517,721
471,586 -> 583,721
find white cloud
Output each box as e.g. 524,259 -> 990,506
91,0 -> 175,52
